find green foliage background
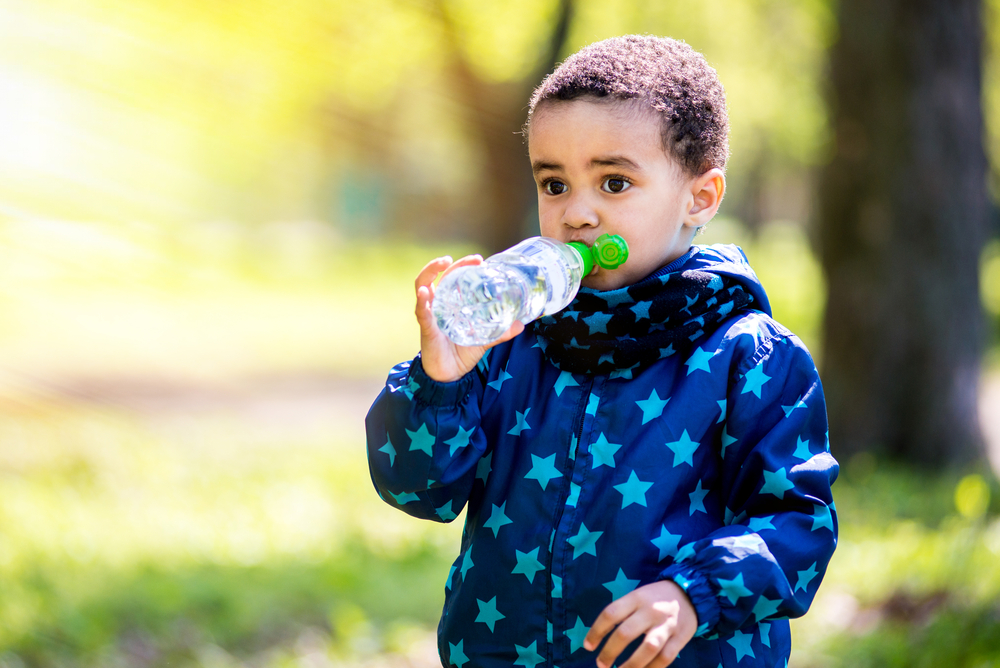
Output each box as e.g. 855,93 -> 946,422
0,0 -> 999,666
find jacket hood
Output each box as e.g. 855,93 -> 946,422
668,243 -> 772,317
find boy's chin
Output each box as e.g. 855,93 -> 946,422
581,272 -> 628,292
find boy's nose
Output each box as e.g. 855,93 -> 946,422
561,193 -> 599,229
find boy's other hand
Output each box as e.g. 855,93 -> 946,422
584,580 -> 697,668
415,255 -> 525,383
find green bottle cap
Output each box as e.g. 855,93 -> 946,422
567,234 -> 629,276
593,233 -> 629,269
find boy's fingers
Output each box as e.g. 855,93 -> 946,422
617,624 -> 670,668
596,612 -> 651,668
585,597 -> 637,651
651,633 -> 687,668
415,256 -> 452,292
439,253 -> 483,279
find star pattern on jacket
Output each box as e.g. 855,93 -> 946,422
635,388 -> 669,424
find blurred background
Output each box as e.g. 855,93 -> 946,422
1,0 -> 1000,666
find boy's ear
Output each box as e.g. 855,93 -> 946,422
684,168 -> 726,228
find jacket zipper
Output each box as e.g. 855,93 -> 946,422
545,376 -> 593,665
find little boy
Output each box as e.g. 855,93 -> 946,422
366,35 -> 837,668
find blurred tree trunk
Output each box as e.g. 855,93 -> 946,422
435,0 -> 574,252
818,0 -> 989,466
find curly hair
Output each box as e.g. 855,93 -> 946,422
525,35 -> 729,176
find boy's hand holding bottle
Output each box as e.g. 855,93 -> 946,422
414,254 -> 524,383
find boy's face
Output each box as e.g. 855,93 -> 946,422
528,99 -> 709,291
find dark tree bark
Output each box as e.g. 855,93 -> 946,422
434,0 -> 574,252
818,0 -> 989,466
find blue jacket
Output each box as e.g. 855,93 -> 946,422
366,245 -> 838,668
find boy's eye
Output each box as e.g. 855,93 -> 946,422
544,180 -> 568,195
602,177 -> 631,193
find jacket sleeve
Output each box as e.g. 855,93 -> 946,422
365,352 -> 490,523
658,332 -> 838,638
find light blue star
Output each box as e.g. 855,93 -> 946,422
435,500 -> 457,521
512,547 -> 546,583
685,346 -> 718,375
741,362 -> 772,399
748,515 -> 776,532
727,629 -> 755,662
583,312 -> 613,334
603,568 -> 640,600
567,522 -> 603,559
586,393 -> 600,415
811,504 -> 834,532
547,622 -> 552,643
484,502 -> 513,537
598,351 -> 616,366
448,640 -> 469,668
513,641 -> 544,667
460,548 -> 474,579
614,470 -> 653,508
689,479 -> 709,515
508,408 -> 532,436
563,310 -> 580,320
759,622 -> 771,648
659,344 -> 676,358
665,429 -> 700,467
717,573 -> 753,605
476,451 -> 492,482
651,525 -> 682,561
636,389 -> 669,424
389,489 -> 420,505
445,425 -> 475,456
716,399 -> 727,423
720,425 -> 737,458
487,365 -> 513,392
781,396 -> 808,418
476,351 -> 491,373
475,596 -> 504,631
630,300 -> 652,321
568,337 -> 590,350
793,436 -> 812,461
525,453 -> 563,490
378,436 -> 396,466
566,482 -> 581,507
590,433 -> 622,469
552,574 -> 562,599
554,370 -> 580,397
565,616 -> 590,653
406,423 -> 436,456
445,563 -> 457,590
752,594 -> 782,622
795,562 -> 819,592
569,433 -> 578,460
675,542 -> 696,562
681,294 -> 698,314
601,289 -> 634,307
760,467 -> 795,499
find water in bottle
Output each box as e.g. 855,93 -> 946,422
433,234 -> 629,346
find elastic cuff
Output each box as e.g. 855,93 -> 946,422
409,354 -> 475,408
659,563 -> 721,638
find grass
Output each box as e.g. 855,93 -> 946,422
0,218 -> 998,667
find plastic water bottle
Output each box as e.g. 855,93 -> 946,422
433,233 -> 629,346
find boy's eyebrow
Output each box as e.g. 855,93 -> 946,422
590,155 -> 643,171
531,160 -> 562,174
531,156 -> 644,175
